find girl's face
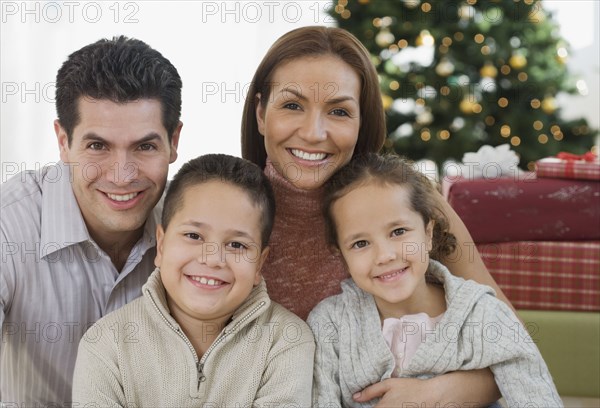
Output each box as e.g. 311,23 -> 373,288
332,183 -> 434,318
256,55 -> 361,190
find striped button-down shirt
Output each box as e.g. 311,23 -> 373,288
1,162 -> 160,406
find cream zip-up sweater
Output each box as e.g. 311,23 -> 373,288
72,269 -> 315,407
308,260 -> 562,408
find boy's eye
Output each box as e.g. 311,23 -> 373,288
351,240 -> 368,249
228,241 -> 248,250
391,228 -> 407,237
184,233 -> 201,240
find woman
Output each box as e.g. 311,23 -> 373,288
241,26 -> 506,406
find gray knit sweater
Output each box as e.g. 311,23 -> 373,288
72,269 -> 315,407
307,260 -> 562,408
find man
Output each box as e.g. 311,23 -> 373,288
0,36 -> 182,405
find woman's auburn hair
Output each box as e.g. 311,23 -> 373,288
241,26 -> 386,169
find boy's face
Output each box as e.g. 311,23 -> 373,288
155,180 -> 268,326
332,183 -> 433,318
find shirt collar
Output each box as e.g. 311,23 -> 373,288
40,162 -> 89,257
40,162 -> 163,259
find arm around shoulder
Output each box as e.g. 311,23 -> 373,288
434,192 -> 515,313
473,296 -> 563,407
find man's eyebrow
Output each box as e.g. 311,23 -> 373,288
80,133 -> 165,145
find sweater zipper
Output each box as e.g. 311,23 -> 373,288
197,301 -> 267,376
147,289 -> 266,388
146,291 -> 201,384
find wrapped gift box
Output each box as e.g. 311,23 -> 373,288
477,241 -> 600,311
443,174 -> 600,243
536,156 -> 600,181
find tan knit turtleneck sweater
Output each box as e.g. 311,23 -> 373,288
262,160 -> 349,320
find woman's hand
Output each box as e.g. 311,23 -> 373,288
353,377 -> 439,407
353,369 -> 500,407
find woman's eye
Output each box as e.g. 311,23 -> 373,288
392,228 -> 407,237
331,108 -> 349,117
184,233 -> 201,240
351,240 -> 368,249
283,102 -> 301,110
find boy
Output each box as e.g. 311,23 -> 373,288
72,154 -> 315,406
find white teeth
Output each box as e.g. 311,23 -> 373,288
191,276 -> 222,286
107,192 -> 138,202
378,268 -> 407,280
290,149 -> 327,161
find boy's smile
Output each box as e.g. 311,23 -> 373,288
155,180 -> 269,327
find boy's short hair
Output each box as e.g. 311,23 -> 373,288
56,35 -> 182,144
162,154 -> 276,248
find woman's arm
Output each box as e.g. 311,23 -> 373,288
354,369 -> 501,407
434,191 -> 515,313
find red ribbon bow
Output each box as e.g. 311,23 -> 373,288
556,152 -> 597,162
555,152 -> 597,178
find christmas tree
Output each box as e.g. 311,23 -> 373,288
329,0 -> 596,170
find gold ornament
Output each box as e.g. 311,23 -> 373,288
376,29 -> 395,47
541,96 -> 557,114
459,97 -> 477,114
509,54 -> 527,69
416,110 -> 434,125
416,30 -> 434,47
403,0 -> 420,9
435,58 -> 455,77
480,62 -> 498,78
382,94 -> 394,110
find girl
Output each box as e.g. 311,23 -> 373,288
242,25 -> 506,405
308,153 -> 561,408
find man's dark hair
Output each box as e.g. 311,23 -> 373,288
162,154 -> 276,248
56,35 -> 182,144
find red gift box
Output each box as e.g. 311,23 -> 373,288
443,174 -> 600,243
477,241 -> 600,311
536,152 -> 600,181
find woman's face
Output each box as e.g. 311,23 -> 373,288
256,55 -> 361,190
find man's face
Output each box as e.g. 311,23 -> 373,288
55,98 -> 181,245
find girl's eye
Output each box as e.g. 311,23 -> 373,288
351,240 -> 368,249
392,228 -> 407,237
184,233 -> 201,240
331,108 -> 349,117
